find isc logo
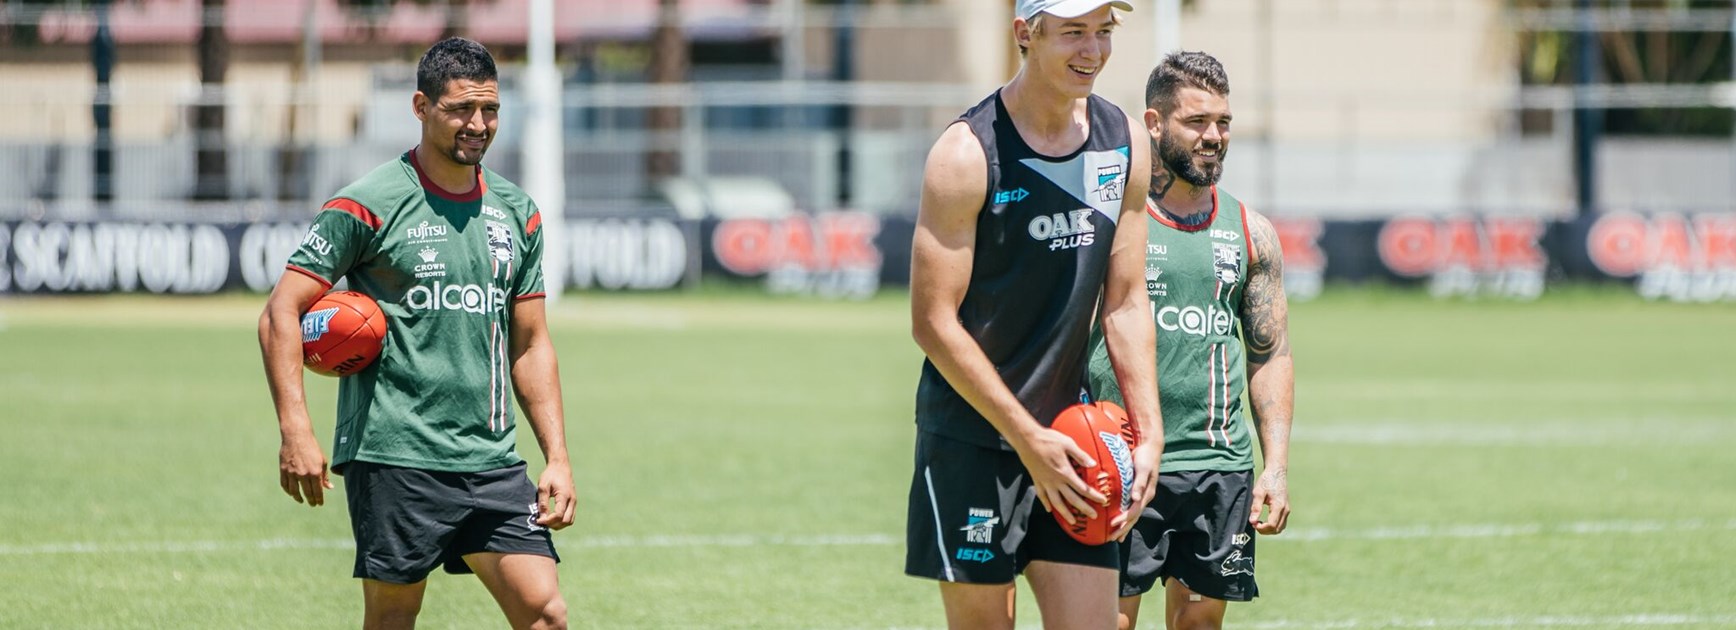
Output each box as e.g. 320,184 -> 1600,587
1210,229 -> 1239,241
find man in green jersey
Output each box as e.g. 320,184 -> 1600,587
259,38 -> 574,630
1086,51 -> 1293,630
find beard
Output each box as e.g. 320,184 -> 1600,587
449,134 -> 490,166
1157,129 -> 1224,188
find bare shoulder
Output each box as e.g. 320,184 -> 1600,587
919,122 -> 989,221
1243,205 -> 1283,269
1119,109 -> 1151,213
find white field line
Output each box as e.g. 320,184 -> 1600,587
4,519 -> 1736,556
1292,421 -> 1736,446
876,613 -> 1736,630
1236,614 -> 1736,628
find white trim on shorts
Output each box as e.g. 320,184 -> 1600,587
923,466 -> 956,581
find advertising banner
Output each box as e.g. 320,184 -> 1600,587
3,212 -> 1732,302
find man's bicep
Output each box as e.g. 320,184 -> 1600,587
1241,210 -> 1289,365
508,296 -> 550,356
267,268 -> 331,317
911,124 -> 987,315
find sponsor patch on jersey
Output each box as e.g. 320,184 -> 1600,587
414,246 -> 447,279
1027,210 -> 1097,251
486,220 -> 514,263
1095,164 -> 1125,203
1213,242 -> 1241,285
301,224 -> 333,257
407,220 -> 449,244
1146,265 -> 1168,297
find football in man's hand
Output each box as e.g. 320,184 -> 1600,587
1048,402 -> 1136,546
301,291 -> 386,377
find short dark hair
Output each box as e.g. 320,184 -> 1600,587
1145,51 -> 1230,115
416,37 -> 498,100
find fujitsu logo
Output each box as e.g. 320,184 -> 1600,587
301,225 -> 332,256
408,221 -> 447,240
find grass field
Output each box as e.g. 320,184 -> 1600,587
1,287 -> 1733,629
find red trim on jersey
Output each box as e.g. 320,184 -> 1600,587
322,198 -> 381,230
408,148 -> 487,202
284,264 -> 334,288
515,292 -> 547,300
526,211 -> 542,235
1238,198 -> 1253,251
1145,186 -> 1219,232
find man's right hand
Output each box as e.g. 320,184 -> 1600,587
279,433 -> 333,507
1014,427 -> 1107,525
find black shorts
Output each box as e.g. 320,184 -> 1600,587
343,460 -> 560,584
1120,469 -> 1258,601
905,430 -> 1120,584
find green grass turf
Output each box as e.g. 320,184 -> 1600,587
0,287 -> 1731,629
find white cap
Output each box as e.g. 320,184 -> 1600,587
1015,0 -> 1133,21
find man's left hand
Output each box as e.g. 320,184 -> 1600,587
536,461 -> 577,530
1111,441 -> 1161,542
1249,467 -> 1289,535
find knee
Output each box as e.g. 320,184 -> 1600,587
364,603 -> 423,630
1169,612 -> 1222,630
528,596 -> 567,630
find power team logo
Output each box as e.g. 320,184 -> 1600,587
955,508 -> 998,563
1027,210 -> 1097,251
1019,147 -> 1129,225
961,508 -> 998,544
1094,164 -> 1124,203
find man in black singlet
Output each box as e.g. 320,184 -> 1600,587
904,0 -> 1162,627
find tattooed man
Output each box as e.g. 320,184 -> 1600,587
1085,51 -> 1294,630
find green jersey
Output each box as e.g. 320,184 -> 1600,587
286,150 -> 545,473
1088,187 -> 1252,472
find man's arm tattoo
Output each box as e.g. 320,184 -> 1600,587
1242,212 -> 1289,366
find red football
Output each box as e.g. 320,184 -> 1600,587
300,290 -> 387,377
1049,402 -> 1137,546
1094,400 -> 1140,450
